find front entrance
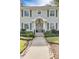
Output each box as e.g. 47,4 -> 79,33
35,19 -> 43,32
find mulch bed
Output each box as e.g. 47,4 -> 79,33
50,44 -> 59,59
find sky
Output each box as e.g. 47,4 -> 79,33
21,0 -> 53,6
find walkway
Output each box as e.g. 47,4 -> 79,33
21,33 -> 53,59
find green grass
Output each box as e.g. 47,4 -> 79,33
20,39 -> 27,53
20,37 -> 33,41
46,37 -> 59,44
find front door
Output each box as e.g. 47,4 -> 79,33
36,19 -> 43,32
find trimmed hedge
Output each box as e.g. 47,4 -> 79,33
51,29 -> 59,34
20,29 -> 26,34
44,30 -> 59,37
20,31 -> 35,37
26,31 -> 34,37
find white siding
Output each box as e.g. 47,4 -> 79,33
20,6 -> 59,32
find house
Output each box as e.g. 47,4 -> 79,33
20,5 -> 59,32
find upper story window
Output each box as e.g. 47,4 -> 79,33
50,11 -> 54,16
24,11 -> 29,16
38,10 -> 41,14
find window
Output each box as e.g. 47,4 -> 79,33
21,10 -> 23,17
50,23 -> 54,29
50,11 -> 54,16
24,11 -> 29,16
47,23 -> 49,30
30,23 -> 32,30
56,9 -> 58,17
47,10 -> 49,17
24,24 -> 29,29
38,10 -> 41,14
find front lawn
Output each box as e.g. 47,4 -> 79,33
20,37 -> 33,41
20,39 -> 27,53
46,37 -> 59,44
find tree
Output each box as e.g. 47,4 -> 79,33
55,0 -> 59,6
50,0 -> 59,7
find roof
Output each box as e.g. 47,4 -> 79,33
20,4 -> 58,10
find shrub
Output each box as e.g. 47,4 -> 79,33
51,29 -> 59,34
26,31 -> 34,37
44,30 -> 59,37
20,29 -> 26,34
20,30 -> 35,37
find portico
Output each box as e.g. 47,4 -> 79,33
32,18 -> 47,32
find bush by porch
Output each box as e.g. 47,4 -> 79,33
44,29 -> 59,37
20,29 -> 35,38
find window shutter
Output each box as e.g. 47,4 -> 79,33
21,10 -> 23,17
56,9 -> 57,17
47,10 -> 49,17
30,10 -> 32,17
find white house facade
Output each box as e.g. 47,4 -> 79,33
20,5 -> 59,32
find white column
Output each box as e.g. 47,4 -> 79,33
34,22 -> 35,31
43,21 -> 45,32
32,21 -> 35,32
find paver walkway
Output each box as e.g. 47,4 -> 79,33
21,33 -> 52,59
